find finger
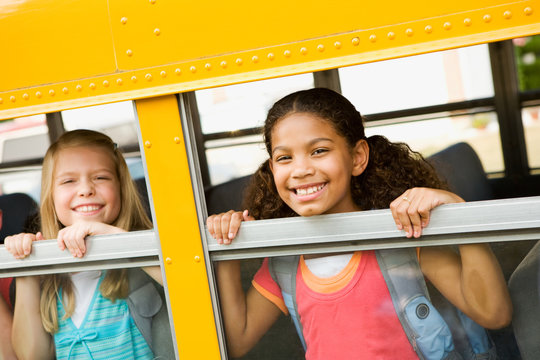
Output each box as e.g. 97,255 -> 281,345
243,209 -> 255,222
22,234 -> 35,256
224,211 -> 245,244
220,210 -> 237,244
57,230 -> 66,251
36,232 -> 44,241
212,214 -> 224,244
206,216 -> 216,237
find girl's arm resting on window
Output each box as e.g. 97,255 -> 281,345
12,277 -> 55,360
420,244 -> 512,329
216,260 -> 281,358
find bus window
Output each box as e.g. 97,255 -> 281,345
195,74 -> 313,185
61,101 -> 139,151
515,35 -> 540,170
0,115 -> 49,164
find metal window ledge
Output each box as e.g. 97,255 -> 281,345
0,230 -> 159,277
207,196 -> 540,261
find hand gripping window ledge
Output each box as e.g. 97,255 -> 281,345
206,196 -> 540,261
0,230 -> 159,278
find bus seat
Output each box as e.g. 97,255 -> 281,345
508,240 -> 540,360
427,142 -> 493,202
0,192 -> 38,244
205,175 -> 252,214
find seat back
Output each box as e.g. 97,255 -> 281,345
427,142 -> 493,202
0,192 -> 38,243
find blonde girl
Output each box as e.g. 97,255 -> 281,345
5,129 -> 168,360
208,88 -> 512,359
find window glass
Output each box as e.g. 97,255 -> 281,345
340,45 -> 493,114
62,101 -> 139,149
514,35 -> 540,91
196,74 -> 314,134
523,106 -> 540,169
206,136 -> 267,185
365,111 -> 504,173
0,114 -> 49,164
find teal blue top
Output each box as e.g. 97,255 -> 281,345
54,273 -> 154,360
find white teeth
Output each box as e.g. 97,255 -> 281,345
296,184 -> 324,195
76,205 -> 100,212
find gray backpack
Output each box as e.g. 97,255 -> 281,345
268,248 -> 496,360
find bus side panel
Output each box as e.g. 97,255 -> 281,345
136,95 -> 220,359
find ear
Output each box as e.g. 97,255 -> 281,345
351,139 -> 369,176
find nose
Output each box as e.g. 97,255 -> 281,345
291,157 -> 315,178
77,179 -> 95,197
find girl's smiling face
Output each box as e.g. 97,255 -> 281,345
53,146 -> 121,227
270,112 -> 368,216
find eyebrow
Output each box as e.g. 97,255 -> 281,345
272,137 -> 334,156
55,168 -> 115,178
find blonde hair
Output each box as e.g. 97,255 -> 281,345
39,129 -> 152,333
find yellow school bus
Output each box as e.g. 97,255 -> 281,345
1,1 -> 540,359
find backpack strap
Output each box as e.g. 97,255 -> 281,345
376,248 -> 496,360
127,268 -> 175,359
268,256 -> 307,351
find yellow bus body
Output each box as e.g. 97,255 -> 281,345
1,1 -> 539,358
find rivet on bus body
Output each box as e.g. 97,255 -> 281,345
102,80 -> 109,87
464,18 -> 472,26
334,41 -> 342,49
190,66 -> 197,73
121,17 -> 128,24
369,35 -> 377,43
387,32 -> 395,40
194,256 -> 200,263
300,47 -> 308,55
236,58 -> 243,65
145,74 -> 152,81
524,7 -> 533,16
443,22 -> 452,30
36,91 -> 42,98
62,87 -> 69,94
483,14 -> 492,23
10,96 -> 15,102
0,98 -> 3,104
205,63 -> 211,70
284,50 -> 291,57
116,78 -> 123,86
154,28 -> 160,36
405,28 -> 414,37
175,68 -> 181,75
126,49 -> 133,57
89,83 -> 96,90
174,137 -> 181,144
160,71 -> 167,78
424,25 -> 433,34
22,93 -> 29,100
351,37 -> 360,46
144,141 -> 152,148
317,44 -> 325,52
131,76 -> 137,83
165,257 -> 172,265
76,84 -> 82,91
149,0 -> 156,4
220,61 -> 228,68
503,11 -> 512,19
49,89 -> 55,96
267,52 -> 275,60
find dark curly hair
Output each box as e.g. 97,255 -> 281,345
242,88 -> 447,219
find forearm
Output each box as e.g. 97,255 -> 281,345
457,244 -> 512,328
216,260 -> 250,357
0,297 -> 17,360
12,277 -> 54,360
